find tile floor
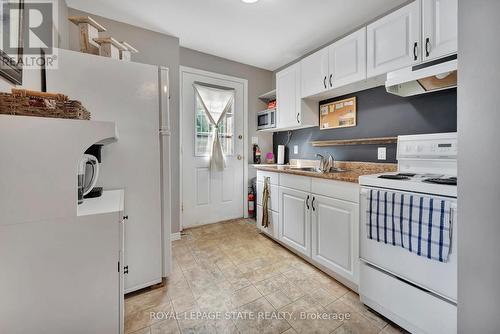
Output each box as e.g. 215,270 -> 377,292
125,219 -> 408,334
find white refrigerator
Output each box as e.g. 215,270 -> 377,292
46,49 -> 172,292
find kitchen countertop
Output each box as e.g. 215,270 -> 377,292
254,161 -> 397,184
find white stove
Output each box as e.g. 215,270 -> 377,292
358,132 -> 458,334
360,132 -> 457,198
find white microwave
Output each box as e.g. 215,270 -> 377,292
257,108 -> 276,130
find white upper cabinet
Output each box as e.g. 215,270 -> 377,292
300,28 -> 367,98
276,63 -> 318,131
276,63 -> 300,129
422,0 -> 457,61
300,48 -> 329,98
367,0 -> 421,78
328,28 -> 367,89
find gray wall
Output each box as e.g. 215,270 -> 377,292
274,87 -> 457,163
458,0 -> 500,332
179,47 -> 274,181
67,8 -> 182,234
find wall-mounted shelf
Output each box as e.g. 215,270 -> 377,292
310,136 -> 397,147
258,89 -> 276,103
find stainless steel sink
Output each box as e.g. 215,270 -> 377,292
288,167 -> 348,173
289,167 -> 321,172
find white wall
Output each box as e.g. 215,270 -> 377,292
457,0 -> 500,332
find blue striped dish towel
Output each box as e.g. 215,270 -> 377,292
366,189 -> 453,262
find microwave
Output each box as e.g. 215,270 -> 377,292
257,108 -> 276,130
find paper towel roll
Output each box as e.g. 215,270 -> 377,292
277,145 -> 285,165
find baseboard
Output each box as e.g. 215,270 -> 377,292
171,232 -> 181,241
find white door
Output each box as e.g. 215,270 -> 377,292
300,48 -> 329,98
311,194 -> 358,284
329,28 -> 367,88
367,0 -> 421,77
423,0 -> 458,61
181,68 -> 245,228
279,187 -> 311,256
276,64 -> 301,128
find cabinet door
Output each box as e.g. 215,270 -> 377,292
311,195 -> 359,284
256,204 -> 279,239
257,181 -> 279,212
276,63 -> 301,129
423,0 -> 457,61
300,48 -> 329,98
367,0 -> 421,77
279,187 -> 311,256
329,28 -> 367,88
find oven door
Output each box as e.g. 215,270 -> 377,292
257,110 -> 275,130
359,186 -> 457,302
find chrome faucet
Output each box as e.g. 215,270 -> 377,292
316,153 -> 335,173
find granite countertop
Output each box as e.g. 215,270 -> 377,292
253,161 -> 397,184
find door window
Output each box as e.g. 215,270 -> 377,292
194,85 -> 234,157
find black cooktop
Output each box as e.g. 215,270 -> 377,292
423,177 -> 457,186
378,173 -> 414,180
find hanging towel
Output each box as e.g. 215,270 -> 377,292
261,177 -> 270,228
366,190 -> 453,262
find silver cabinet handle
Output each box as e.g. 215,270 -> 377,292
311,197 -> 316,211
323,76 -> 327,89
296,113 -> 300,124
329,74 -> 333,87
237,154 -> 242,160
306,195 -> 310,210
425,38 -> 430,57
413,42 -> 418,61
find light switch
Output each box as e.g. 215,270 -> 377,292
378,147 -> 387,160
293,145 -> 299,155
251,136 -> 258,145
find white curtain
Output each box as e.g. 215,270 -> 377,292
193,83 -> 235,171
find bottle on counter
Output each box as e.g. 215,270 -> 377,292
253,144 -> 261,164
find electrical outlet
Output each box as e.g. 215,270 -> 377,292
293,145 -> 299,155
251,136 -> 258,145
378,147 -> 387,160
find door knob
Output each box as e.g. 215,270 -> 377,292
237,154 -> 242,160
238,135 -> 243,140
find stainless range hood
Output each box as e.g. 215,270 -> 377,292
385,55 -> 457,97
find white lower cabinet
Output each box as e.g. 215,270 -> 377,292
311,194 -> 359,284
256,204 -> 279,239
256,170 -> 360,287
278,187 -> 311,257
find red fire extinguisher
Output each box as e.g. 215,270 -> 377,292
248,191 -> 255,218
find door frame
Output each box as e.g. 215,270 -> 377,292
179,66 -> 249,230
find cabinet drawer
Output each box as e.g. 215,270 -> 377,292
279,173 -> 311,192
311,178 -> 359,203
256,171 -> 279,185
256,181 -> 279,212
256,204 -> 279,239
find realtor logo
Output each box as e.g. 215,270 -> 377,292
1,0 -> 58,69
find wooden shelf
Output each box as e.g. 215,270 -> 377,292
258,89 -> 276,103
310,136 -> 397,147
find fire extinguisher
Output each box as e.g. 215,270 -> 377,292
248,188 -> 255,218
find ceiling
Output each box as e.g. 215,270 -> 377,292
65,0 -> 407,71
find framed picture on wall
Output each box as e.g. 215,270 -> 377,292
319,96 -> 357,130
0,0 -> 24,85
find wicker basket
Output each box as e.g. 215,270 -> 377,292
0,89 -> 91,120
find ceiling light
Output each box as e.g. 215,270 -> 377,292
241,0 -> 259,3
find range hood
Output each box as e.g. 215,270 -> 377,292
386,55 -> 457,97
